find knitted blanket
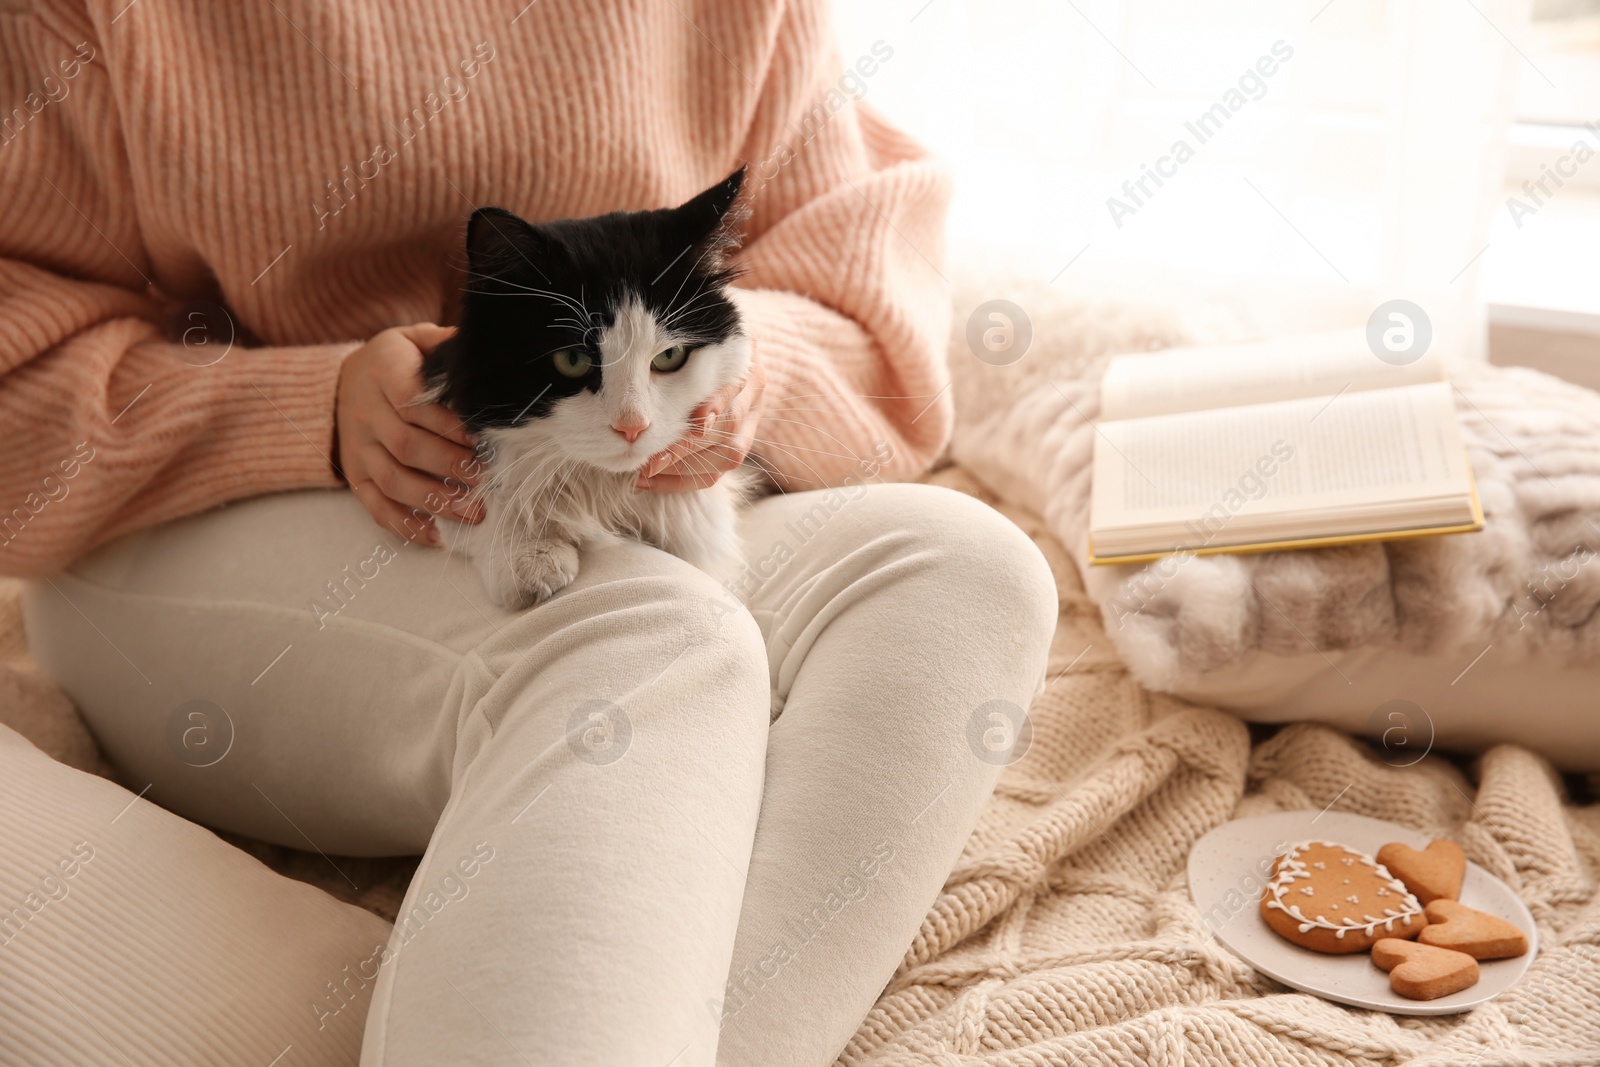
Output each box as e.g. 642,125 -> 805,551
946,296 -> 1600,693
845,467 -> 1600,1065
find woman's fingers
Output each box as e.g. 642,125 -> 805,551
636,363 -> 764,492
639,455 -> 726,492
702,377 -> 742,417
385,352 -> 474,448
361,435 -> 483,523
390,457 -> 480,523
338,321 -> 487,540
400,398 -> 477,448
374,408 -> 478,487
395,322 -> 458,352
375,324 -> 474,448
349,478 -> 439,545
641,434 -> 703,480
638,468 -> 724,493
638,420 -> 749,492
639,386 -> 747,480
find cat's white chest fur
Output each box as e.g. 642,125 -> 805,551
444,451 -> 751,609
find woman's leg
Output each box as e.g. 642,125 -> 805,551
23,489 -> 773,1067
357,539 -> 771,1067
715,482 -> 1057,1067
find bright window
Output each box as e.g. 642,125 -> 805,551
832,1 -> 1592,350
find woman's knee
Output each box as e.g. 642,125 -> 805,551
855,483 -> 1058,645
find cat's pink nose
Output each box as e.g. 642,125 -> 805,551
611,418 -> 650,443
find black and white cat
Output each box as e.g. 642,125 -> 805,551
423,168 -> 755,609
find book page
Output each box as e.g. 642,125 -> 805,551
1100,329 -> 1445,421
1090,382 -> 1474,554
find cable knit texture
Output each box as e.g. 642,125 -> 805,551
847,466 -> 1600,1067
0,0 -> 952,576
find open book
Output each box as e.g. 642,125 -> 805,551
1088,330 -> 1483,565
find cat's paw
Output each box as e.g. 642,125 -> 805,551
504,540 -> 581,606
479,565 -> 535,611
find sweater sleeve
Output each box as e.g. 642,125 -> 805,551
0,16 -> 352,578
732,4 -> 953,489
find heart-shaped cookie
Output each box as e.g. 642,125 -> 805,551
1372,937 -> 1480,1000
1259,840 -> 1425,953
1376,839 -> 1466,904
1416,899 -> 1529,960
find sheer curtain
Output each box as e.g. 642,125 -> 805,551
830,0 -> 1534,357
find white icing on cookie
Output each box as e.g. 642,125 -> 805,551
1262,840 -> 1423,938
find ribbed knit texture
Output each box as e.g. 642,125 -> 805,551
0,724 -> 387,1067
0,0 -> 953,577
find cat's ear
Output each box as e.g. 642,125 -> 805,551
668,166 -> 748,267
464,206 -> 561,275
676,166 -> 747,228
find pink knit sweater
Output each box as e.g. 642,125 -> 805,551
0,0 -> 952,577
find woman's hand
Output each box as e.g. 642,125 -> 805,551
637,348 -> 766,493
335,323 -> 484,544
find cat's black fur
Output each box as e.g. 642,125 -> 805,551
424,167 -> 748,430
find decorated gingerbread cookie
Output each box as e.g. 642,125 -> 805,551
1259,840 -> 1426,953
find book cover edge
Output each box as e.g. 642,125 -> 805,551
1087,475 -> 1485,567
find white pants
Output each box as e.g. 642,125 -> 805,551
20,482 -> 1056,1067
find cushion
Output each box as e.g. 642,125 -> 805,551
0,722 -> 391,1065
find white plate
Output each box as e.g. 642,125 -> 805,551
1187,810 -> 1538,1014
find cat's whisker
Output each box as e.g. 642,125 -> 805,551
724,433 -> 837,488
743,434 -> 840,469
742,450 -> 782,482
486,457 -> 558,543
769,391 -> 940,406
484,448 -> 567,540
746,443 -> 830,490
482,440 -> 552,491
656,284 -> 728,335
741,423 -> 894,471
531,460 -> 582,544
707,418 -> 880,468
657,286 -> 717,334
734,419 -> 872,453
660,244 -> 720,321
504,461 -> 576,551
474,287 -> 594,337
463,270 -> 591,320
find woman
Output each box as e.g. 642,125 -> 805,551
0,2 -> 1055,1064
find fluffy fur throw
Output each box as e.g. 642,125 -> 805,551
946,280 -> 1600,692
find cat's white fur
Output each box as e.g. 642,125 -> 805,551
439,295 -> 753,608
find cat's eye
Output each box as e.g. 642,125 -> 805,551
551,348 -> 593,378
651,345 -> 690,373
